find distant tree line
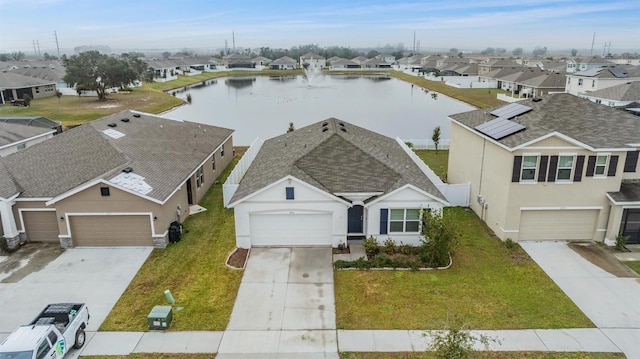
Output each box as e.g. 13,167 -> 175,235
257,44 -> 406,60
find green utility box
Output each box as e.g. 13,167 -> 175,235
147,305 -> 172,330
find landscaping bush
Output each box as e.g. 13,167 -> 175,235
0,236 -> 8,254
504,237 -> 518,250
363,236 -> 379,257
381,239 -> 397,255
420,209 -> 456,267
615,234 -> 630,252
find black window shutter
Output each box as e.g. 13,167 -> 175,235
624,151 -> 639,173
538,156 -> 549,182
585,156 -> 596,177
380,209 -> 388,235
573,155 -> 585,182
285,187 -> 294,200
512,156 -> 522,182
547,156 -> 558,182
607,155 -> 619,177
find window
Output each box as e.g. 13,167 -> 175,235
578,79 -> 583,86
47,331 -> 58,346
389,209 -> 420,233
196,166 -> 204,188
591,80 -> 596,88
595,155 -> 608,175
285,187 -> 294,200
521,155 -> 538,181
557,155 -> 574,180
211,156 -> 216,171
100,187 -> 110,196
36,339 -> 51,359
220,145 -> 224,158
567,78 -> 570,84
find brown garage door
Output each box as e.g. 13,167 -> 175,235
71,215 -> 153,246
22,211 -> 59,242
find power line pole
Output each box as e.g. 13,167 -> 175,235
232,31 -> 235,53
413,31 -> 416,54
590,32 -> 595,56
33,40 -> 38,56
54,31 -> 61,58
36,40 -> 41,56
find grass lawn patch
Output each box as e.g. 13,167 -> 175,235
0,86 -> 182,128
391,72 -> 506,109
335,207 -> 594,330
82,355 -> 212,359
99,158 -> 242,331
414,150 -> 448,181
623,260 -> 640,275
340,352 -> 624,359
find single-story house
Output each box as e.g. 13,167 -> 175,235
329,58 -> 360,70
252,56 -> 272,66
0,71 -> 57,104
269,56 -> 298,70
0,110 -> 233,249
224,119 -> 449,248
0,122 -> 56,158
448,94 -> 640,244
223,53 -> 255,69
0,116 -> 62,134
580,81 -> 640,108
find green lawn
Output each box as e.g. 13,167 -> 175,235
340,352 -> 624,359
391,71 -> 506,109
99,158 -> 242,331
414,149 -> 449,181
335,207 -> 594,330
623,260 -> 640,274
82,355 -> 211,359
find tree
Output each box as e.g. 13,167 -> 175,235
480,47 -> 495,55
55,90 -> 62,103
366,50 -> 379,58
0,53 -> 10,61
10,51 -> 25,61
495,48 -> 507,54
512,48 -> 524,57
449,48 -> 458,55
432,126 -> 441,153
63,51 -> 137,100
287,122 -> 295,133
22,94 -> 31,107
532,46 -> 548,56
162,51 -> 171,59
43,53 -> 58,60
419,209 -> 455,267
571,48 -> 578,56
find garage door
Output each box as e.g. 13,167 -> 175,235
250,213 -> 332,246
519,210 -> 598,241
22,211 -> 59,242
71,215 -> 153,246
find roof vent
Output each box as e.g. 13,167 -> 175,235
340,127 -> 347,132
532,98 -> 543,102
322,122 -> 328,127
322,128 -> 328,132
122,167 -> 133,173
133,114 -> 141,118
107,123 -> 117,127
121,118 -> 130,123
339,122 -> 345,127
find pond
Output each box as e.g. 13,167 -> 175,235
164,74 -> 475,146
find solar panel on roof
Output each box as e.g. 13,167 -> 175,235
489,103 -> 533,119
609,68 -> 627,78
575,68 -> 603,77
475,118 -> 526,140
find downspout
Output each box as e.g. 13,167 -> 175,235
478,139 -> 487,221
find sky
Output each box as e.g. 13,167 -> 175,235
1,0 -> 638,55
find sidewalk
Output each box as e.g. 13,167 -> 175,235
75,328 -> 628,357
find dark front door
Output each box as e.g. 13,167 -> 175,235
348,205 -> 364,234
186,179 -> 193,205
621,209 -> 640,244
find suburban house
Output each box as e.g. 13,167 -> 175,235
351,56 -> 368,66
223,53 -> 255,69
223,119 -> 450,248
565,65 -> 640,96
0,122 -> 57,158
447,94 -> 640,244
0,71 -> 57,104
580,81 -> 640,108
300,53 -> 326,69
609,54 -> 640,66
1,60 -> 68,91
0,116 -> 62,134
513,71 -> 567,98
0,110 -> 233,249
329,58 -> 360,70
144,59 -> 179,82
375,53 -> 396,64
478,59 -> 523,77
252,56 -> 272,66
269,56 -> 298,70
362,58 -> 392,69
566,56 -> 612,73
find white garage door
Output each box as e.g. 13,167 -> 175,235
519,210 -> 598,241
250,213 -> 332,246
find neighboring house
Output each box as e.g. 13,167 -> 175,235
252,56 -> 272,66
223,53 -> 255,69
351,56 -> 368,65
0,116 -> 62,134
478,59 -> 522,77
269,56 -> 298,70
1,60 -> 68,90
0,110 -> 233,250
609,55 -> 640,66
0,122 -> 56,158
565,65 -> 640,96
329,58 -> 360,70
580,81 -> 640,108
375,53 -> 396,64
448,94 -> 640,244
517,71 -> 567,97
300,53 -> 326,69
0,71 -> 57,104
327,56 -> 342,65
144,59 -> 179,82
362,58 -> 391,69
566,56 -> 612,73
223,119 -> 449,248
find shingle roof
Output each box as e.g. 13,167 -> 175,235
0,122 -> 54,148
518,72 -> 567,88
608,180 -> 640,202
301,53 -> 325,60
271,56 -> 297,65
450,93 -> 640,149
0,161 -> 20,199
0,116 -> 62,134
1,110 -> 233,201
583,81 -> 640,101
230,119 -> 446,204
0,71 -> 55,88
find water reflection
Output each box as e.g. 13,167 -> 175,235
165,75 -> 474,145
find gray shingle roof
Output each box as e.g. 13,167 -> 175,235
583,81 -> 640,101
230,119 -> 446,204
1,110 -> 233,201
608,180 -> 640,202
0,116 -> 62,134
518,72 -> 567,88
0,123 -> 54,148
271,56 -> 297,65
0,71 -> 55,88
450,93 -> 640,149
0,161 -> 20,199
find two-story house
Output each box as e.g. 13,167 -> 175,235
448,94 -> 640,244
565,65 -> 640,96
566,56 -> 612,73
300,53 -> 326,69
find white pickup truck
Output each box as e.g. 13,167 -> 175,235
0,303 -> 89,359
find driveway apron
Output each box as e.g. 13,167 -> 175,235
221,247 -> 337,357
521,241 -> 640,358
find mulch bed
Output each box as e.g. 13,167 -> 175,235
226,248 -> 249,269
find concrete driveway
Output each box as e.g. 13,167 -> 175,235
220,247 -> 337,356
521,241 -> 640,358
0,244 -> 152,335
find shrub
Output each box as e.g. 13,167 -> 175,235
504,238 -> 518,250
381,239 -> 397,255
420,209 -> 456,267
615,234 -> 630,252
428,322 -> 498,359
363,236 -> 379,257
0,236 -> 8,254
373,253 -> 393,267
